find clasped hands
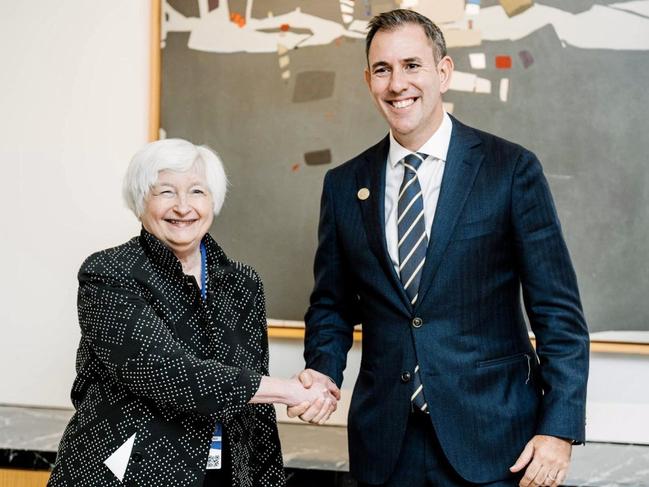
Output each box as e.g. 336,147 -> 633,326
285,369 -> 340,424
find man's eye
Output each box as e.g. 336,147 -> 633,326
373,68 -> 388,76
406,63 -> 420,70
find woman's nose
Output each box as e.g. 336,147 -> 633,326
173,194 -> 191,213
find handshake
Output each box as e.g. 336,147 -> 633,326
285,369 -> 340,425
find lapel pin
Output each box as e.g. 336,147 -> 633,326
357,188 -> 370,200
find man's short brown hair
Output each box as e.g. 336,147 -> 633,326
365,9 -> 447,63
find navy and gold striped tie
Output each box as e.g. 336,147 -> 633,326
397,152 -> 429,413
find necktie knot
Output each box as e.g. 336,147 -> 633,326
402,152 -> 428,172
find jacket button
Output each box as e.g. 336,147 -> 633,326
400,371 -> 411,383
412,317 -> 423,328
131,452 -> 143,463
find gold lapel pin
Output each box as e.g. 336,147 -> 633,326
357,188 -> 370,200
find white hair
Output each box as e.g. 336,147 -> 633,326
123,138 -> 227,218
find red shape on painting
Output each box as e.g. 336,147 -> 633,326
495,56 -> 512,69
291,164 -> 301,172
280,23 -> 290,32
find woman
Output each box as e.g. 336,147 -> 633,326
48,139 -> 336,487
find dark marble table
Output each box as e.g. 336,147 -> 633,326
1,405 -> 648,486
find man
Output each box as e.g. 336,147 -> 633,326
290,9 -> 589,487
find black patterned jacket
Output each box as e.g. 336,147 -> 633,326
49,229 -> 285,487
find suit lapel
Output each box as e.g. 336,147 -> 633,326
355,136 -> 412,313
416,118 -> 484,310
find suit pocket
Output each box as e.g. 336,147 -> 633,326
477,352 -> 530,369
452,219 -> 499,241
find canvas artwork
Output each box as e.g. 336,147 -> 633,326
160,0 -> 649,333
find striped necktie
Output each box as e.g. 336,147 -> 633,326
397,152 -> 429,413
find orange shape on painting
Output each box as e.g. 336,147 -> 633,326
495,56 -> 512,69
291,163 -> 301,172
230,12 -> 246,27
280,23 -> 290,32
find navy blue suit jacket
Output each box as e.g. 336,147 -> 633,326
304,117 -> 589,484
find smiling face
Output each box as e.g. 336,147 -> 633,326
140,166 -> 214,259
365,23 -> 453,151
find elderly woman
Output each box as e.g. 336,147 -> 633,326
48,139 -> 338,487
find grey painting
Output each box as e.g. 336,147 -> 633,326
160,0 -> 649,332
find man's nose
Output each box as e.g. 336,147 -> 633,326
388,69 -> 408,93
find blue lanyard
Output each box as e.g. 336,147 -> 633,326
202,241 -> 221,458
200,241 -> 207,301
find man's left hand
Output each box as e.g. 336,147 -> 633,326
510,435 -> 572,487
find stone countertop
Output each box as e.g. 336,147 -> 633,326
1,405 -> 648,486
0,405 -> 71,470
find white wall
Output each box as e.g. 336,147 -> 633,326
0,1 -> 150,407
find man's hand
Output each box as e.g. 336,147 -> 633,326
510,435 -> 572,487
286,369 -> 340,424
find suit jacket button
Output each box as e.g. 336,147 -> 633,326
131,452 -> 143,463
412,317 -> 423,328
400,371 -> 411,383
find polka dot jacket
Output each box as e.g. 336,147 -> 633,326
48,229 -> 286,487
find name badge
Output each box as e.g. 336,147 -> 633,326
206,422 -> 222,470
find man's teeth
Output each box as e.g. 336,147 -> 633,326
392,98 -> 415,109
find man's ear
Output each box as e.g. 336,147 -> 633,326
364,68 -> 371,90
438,55 -> 454,94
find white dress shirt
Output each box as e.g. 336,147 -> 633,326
384,112 -> 453,274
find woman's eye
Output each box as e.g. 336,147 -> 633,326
192,188 -> 205,194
